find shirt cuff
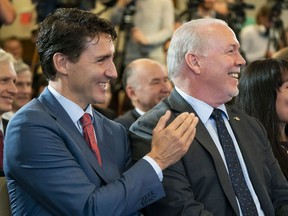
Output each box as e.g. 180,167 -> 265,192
143,155 -> 163,181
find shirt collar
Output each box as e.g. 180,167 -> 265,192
48,85 -> 93,124
174,86 -> 229,123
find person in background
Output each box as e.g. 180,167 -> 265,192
129,18 -> 288,215
0,0 -> 16,26
0,49 -> 17,173
114,58 -> 172,131
110,0 -> 174,66
109,0 -> 174,118
4,8 -> 198,215
240,4 -> 275,63
32,73 -> 48,98
2,36 -> 25,64
2,61 -> 33,120
272,46 -> 288,60
235,58 -> 288,180
32,0 -> 96,23
177,0 -> 229,23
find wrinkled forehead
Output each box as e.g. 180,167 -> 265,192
206,25 -> 240,49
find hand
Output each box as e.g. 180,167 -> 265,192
147,111 -> 198,170
132,27 -> 149,45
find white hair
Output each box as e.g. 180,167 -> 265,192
167,18 -> 228,80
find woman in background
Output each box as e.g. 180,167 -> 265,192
235,58 -> 288,179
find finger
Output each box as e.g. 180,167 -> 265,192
153,110 -> 171,133
181,116 -> 199,145
166,112 -> 193,132
172,113 -> 197,142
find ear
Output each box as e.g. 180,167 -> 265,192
52,52 -> 69,75
125,85 -> 137,101
185,52 -> 201,75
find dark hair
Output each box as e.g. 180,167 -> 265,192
235,58 -> 288,179
36,8 -> 117,80
256,4 -> 272,25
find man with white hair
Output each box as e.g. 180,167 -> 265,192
0,49 -> 17,172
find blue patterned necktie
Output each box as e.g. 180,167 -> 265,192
211,109 -> 258,216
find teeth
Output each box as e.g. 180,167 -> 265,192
98,83 -> 107,89
229,73 -> 239,79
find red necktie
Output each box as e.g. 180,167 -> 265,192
80,113 -> 102,166
0,130 -> 3,170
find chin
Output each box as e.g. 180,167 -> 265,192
229,88 -> 239,97
94,98 -> 106,105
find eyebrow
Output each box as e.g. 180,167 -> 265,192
95,53 -> 114,61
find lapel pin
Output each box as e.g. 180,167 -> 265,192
233,117 -> 240,121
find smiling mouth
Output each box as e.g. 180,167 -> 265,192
228,72 -> 239,79
98,82 -> 108,90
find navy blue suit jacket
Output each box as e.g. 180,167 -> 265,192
4,88 -> 164,216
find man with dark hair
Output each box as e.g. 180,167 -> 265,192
4,8 -> 198,215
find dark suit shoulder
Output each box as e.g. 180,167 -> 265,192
130,99 -> 171,139
227,105 -> 268,138
114,109 -> 140,131
129,100 -> 172,161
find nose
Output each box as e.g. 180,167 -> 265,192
22,85 -> 32,94
106,62 -> 118,79
9,81 -> 18,95
236,51 -> 246,67
162,80 -> 172,93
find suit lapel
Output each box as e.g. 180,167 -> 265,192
92,110 -> 122,181
38,89 -> 109,183
196,120 -> 240,214
227,107 -> 261,186
228,107 -> 273,215
131,109 -> 141,121
167,90 -> 240,214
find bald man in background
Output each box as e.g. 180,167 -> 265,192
114,58 -> 172,131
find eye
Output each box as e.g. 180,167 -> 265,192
0,78 -> 9,84
96,57 -> 106,63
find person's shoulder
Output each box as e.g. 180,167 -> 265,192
228,105 -> 265,130
130,99 -> 170,134
240,24 -> 258,35
115,109 -> 134,121
94,109 -> 127,133
114,109 -> 136,125
12,98 -> 42,119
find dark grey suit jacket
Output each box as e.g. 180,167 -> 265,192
130,89 -> 288,216
4,88 -> 165,216
114,109 -> 141,132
